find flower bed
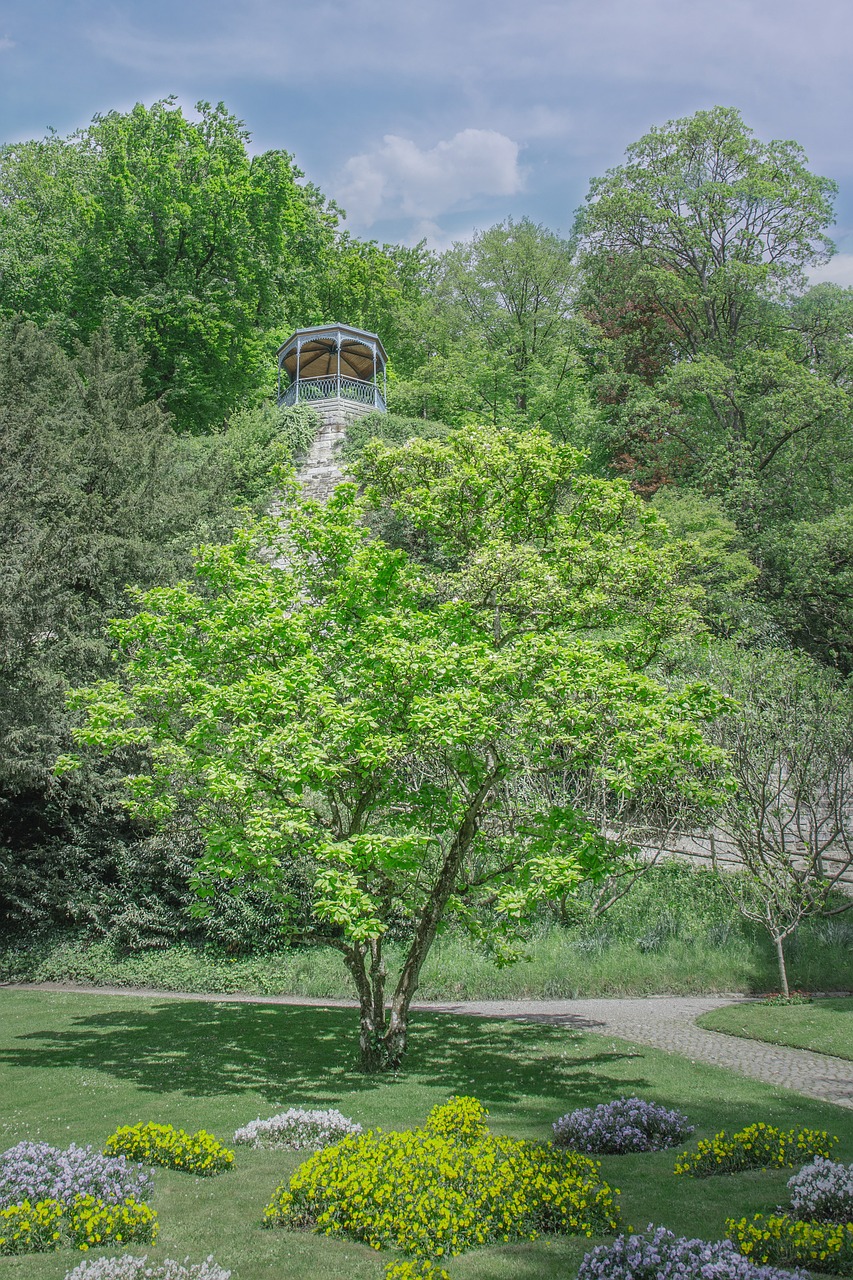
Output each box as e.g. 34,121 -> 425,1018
0,1141 -> 152,1208
674,1123 -> 837,1177
104,1124 -> 233,1176
233,1107 -> 362,1150
553,1097 -> 693,1154
0,1195 -> 156,1256
0,1198 -> 64,1255
67,1194 -> 158,1250
64,1255 -> 231,1279
263,1096 -> 619,1261
578,1225 -> 809,1279
728,1213 -> 853,1274
788,1156 -> 853,1222
383,1261 -> 451,1280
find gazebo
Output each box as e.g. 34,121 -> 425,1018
276,324 -> 387,413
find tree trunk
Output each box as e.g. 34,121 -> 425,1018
774,934 -> 790,998
349,757 -> 504,1073
377,757 -> 505,1071
344,943 -> 391,1072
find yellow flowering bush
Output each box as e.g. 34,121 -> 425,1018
674,1124 -> 837,1178
263,1097 -> 620,1261
423,1096 -> 490,1145
0,1197 -> 63,1254
67,1195 -> 158,1250
0,1194 -> 155,1255
728,1213 -> 853,1274
104,1123 -> 234,1176
384,1260 -> 452,1280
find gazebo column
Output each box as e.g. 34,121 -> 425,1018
336,329 -> 341,401
295,336 -> 302,404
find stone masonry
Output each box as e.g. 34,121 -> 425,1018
294,397 -> 374,502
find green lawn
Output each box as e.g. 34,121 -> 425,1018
697,995 -> 853,1061
1,990 -> 851,1279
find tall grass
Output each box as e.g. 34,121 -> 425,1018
2,862 -> 850,999
1,921 -> 849,1000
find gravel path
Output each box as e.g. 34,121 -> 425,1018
5,983 -> 852,1109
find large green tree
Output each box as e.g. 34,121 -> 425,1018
576,108 -> 850,516
0,318 -> 317,936
0,99 -> 339,431
578,105 -> 836,361
65,429 -> 729,1069
392,219 -> 597,439
576,108 -> 853,667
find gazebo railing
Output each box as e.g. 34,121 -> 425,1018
280,375 -> 386,411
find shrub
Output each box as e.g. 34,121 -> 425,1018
104,1124 -> 234,1176
553,1097 -> 694,1154
0,1197 -> 64,1255
788,1156 -> 853,1222
233,1107 -> 362,1150
263,1096 -> 619,1260
64,1254 -> 230,1278
0,1193 -> 156,1256
67,1195 -> 158,1250
0,1141 -> 152,1208
674,1123 -> 837,1177
728,1214 -> 853,1274
579,1225 -> 809,1279
423,1096 -> 490,1145
384,1261 -> 452,1280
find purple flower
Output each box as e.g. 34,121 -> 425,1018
553,1097 -> 694,1154
0,1141 -> 153,1209
579,1225 -> 810,1279
787,1156 -> 853,1223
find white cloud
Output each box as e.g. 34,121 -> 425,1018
408,220 -> 481,251
0,36 -> 16,52
808,254 -> 853,288
336,129 -> 522,229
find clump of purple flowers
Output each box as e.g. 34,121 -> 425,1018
0,1141 -> 153,1210
553,1097 -> 694,1154
788,1156 -> 853,1223
64,1257 -> 230,1279
578,1225 -> 810,1279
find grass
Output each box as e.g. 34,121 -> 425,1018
0,989 -> 852,1279
2,921 -> 851,1002
697,996 -> 853,1061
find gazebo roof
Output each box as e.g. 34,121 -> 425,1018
277,324 -> 388,383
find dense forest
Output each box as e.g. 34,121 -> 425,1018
1,98 -> 851,1021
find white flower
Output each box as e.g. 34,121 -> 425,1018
233,1107 -> 362,1150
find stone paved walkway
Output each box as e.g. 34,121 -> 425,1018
5,984 -> 852,1109
423,995 -> 853,1111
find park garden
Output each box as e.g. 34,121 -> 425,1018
0,100 -> 852,1277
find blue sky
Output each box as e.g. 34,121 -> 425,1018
2,0 -> 853,279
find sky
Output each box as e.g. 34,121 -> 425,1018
2,0 -> 853,280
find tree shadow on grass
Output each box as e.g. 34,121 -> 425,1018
0,999 -> 646,1108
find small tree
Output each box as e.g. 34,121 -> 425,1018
703,645 -> 853,995
63,429 -> 729,1070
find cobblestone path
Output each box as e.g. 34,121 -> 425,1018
6,985 -> 852,1109
421,995 -> 853,1110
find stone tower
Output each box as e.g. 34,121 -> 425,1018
277,325 -> 388,502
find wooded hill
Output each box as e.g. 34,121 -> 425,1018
1,100 -> 851,1007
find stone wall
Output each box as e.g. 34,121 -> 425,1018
294,397 -> 374,502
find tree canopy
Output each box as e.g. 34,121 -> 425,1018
0,100 -> 339,430
64,429 -> 729,1068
